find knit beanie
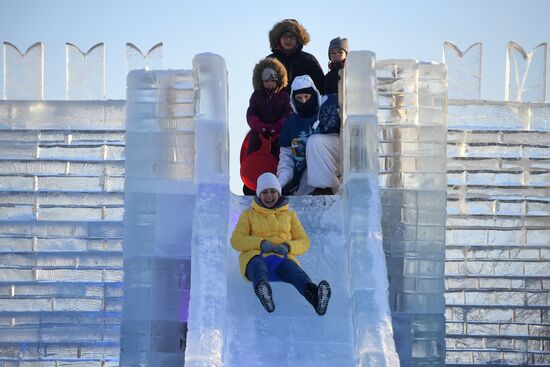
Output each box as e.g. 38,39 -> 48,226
256,172 -> 282,196
328,37 -> 349,59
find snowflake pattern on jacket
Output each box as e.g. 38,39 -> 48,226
313,94 -> 340,135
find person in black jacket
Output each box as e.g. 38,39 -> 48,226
325,37 -> 349,95
267,19 -> 325,95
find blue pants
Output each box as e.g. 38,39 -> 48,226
245,255 -> 313,297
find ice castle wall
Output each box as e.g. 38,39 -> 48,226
0,100 -> 125,366
445,100 -> 550,366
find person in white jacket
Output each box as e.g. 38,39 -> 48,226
277,75 -> 341,195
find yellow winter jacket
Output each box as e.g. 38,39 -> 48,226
231,198 -> 310,279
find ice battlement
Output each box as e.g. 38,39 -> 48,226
1,41 -> 547,103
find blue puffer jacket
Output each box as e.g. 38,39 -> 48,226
277,76 -> 341,194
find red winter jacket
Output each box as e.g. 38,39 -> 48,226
246,88 -> 292,136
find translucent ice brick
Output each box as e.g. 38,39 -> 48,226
443,42 -> 482,100
342,51 -> 377,116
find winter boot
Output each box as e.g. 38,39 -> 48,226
254,279 -> 275,313
304,280 -> 331,316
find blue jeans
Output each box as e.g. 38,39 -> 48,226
245,255 -> 313,296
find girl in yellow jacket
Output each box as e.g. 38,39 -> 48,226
231,172 -> 331,315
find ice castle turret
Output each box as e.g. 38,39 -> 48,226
121,67 -> 197,365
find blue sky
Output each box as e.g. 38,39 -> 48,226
1,0 -> 548,193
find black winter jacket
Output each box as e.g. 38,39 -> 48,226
269,47 -> 326,95
325,60 -> 345,95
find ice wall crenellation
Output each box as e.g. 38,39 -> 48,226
2,42 -> 163,100
443,41 -> 548,103
2,40 -> 546,102
0,39 -> 548,367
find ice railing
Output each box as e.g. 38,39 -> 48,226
444,42 -> 550,366
341,51 -> 401,366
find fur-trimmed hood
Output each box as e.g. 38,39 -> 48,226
252,57 -> 288,91
269,19 -> 310,50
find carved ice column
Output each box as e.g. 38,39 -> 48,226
505,42 -> 547,103
3,42 -> 43,100
443,42 -> 482,100
126,43 -> 163,73
65,43 -> 105,100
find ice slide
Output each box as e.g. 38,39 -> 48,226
181,178 -> 399,367
120,53 -> 399,366
223,190 -> 398,367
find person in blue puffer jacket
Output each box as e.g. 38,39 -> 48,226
278,75 -> 341,196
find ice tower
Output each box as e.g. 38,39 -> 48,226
376,59 -> 448,366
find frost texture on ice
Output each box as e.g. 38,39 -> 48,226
443,42 -> 482,100
65,43 -> 105,100
3,42 -> 43,100
505,42 -> 547,103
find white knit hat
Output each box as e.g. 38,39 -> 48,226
256,172 -> 281,196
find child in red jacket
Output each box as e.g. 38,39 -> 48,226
242,58 -> 292,195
